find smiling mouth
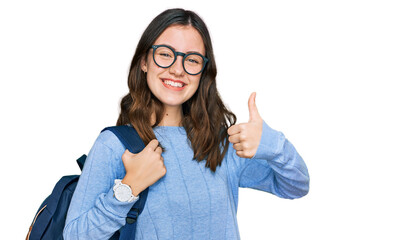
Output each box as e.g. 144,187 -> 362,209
161,79 -> 186,89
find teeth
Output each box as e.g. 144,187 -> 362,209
164,80 -> 183,88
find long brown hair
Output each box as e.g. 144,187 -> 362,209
117,9 -> 236,172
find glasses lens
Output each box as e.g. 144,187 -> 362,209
154,46 -> 175,67
184,54 -> 204,75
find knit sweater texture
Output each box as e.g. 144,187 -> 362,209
63,121 -> 309,239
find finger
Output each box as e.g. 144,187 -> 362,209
227,124 -> 241,136
155,146 -> 162,154
248,92 -> 261,122
123,149 -> 132,156
146,139 -> 159,151
236,150 -> 244,158
228,133 -> 241,144
233,143 -> 243,151
122,149 -> 133,162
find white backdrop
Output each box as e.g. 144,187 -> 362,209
1,0 -> 414,239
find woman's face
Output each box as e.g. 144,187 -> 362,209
142,25 -> 205,109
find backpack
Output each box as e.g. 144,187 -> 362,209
26,125 -> 149,240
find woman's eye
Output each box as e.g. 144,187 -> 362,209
160,53 -> 172,58
187,58 -> 200,64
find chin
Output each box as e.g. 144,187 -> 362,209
160,98 -> 186,107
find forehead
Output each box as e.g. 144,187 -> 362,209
154,25 -> 205,55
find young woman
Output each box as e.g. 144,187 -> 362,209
64,8 -> 309,240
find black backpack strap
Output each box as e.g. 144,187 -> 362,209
76,154 -> 87,171
101,125 -> 149,239
102,125 -> 146,154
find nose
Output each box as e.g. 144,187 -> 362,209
169,56 -> 185,76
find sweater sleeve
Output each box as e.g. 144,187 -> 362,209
229,121 -> 310,199
63,130 -> 138,240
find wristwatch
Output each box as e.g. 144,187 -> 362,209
113,179 -> 139,203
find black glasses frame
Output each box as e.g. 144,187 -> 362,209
151,45 -> 209,75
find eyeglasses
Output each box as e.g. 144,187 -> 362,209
151,45 -> 209,75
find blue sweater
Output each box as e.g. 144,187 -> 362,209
64,121 -> 309,239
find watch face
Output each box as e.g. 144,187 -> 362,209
115,184 -> 132,202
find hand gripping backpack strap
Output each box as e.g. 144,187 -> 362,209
102,125 -> 149,240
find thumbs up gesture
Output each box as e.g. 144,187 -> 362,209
227,92 -> 263,158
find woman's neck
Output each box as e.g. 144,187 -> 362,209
156,105 -> 183,127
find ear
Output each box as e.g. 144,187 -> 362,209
140,56 -> 148,73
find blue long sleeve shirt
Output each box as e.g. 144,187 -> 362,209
63,121 -> 309,239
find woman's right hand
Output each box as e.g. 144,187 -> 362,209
121,139 -> 166,196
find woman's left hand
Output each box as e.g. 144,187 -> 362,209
227,92 -> 263,158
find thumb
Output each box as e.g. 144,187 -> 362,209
248,92 -> 261,122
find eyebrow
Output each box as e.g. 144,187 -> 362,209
161,44 -> 204,56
